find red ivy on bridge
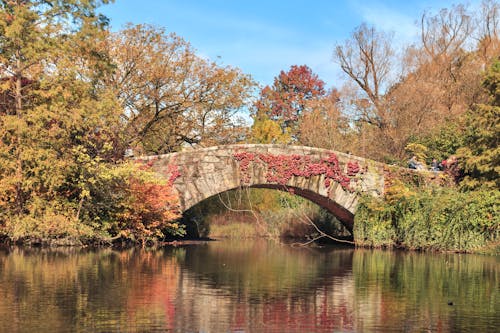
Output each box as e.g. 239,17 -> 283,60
137,156 -> 158,170
233,151 -> 360,192
165,163 -> 181,186
136,157 -> 182,186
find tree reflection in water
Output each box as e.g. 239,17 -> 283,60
0,242 -> 498,332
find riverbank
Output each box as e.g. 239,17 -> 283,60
1,233 -> 497,254
1,187 -> 498,255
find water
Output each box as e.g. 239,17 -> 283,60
0,241 -> 498,333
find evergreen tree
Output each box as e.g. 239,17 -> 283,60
458,60 -> 500,189
0,0 -> 122,240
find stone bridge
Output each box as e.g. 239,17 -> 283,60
137,144 -> 391,233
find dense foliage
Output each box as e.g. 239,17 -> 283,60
457,60 -> 500,190
0,0 -> 125,243
107,24 -> 255,154
355,188 -> 499,252
353,59 -> 500,253
233,151 -> 360,191
247,2 -> 499,163
243,3 -> 500,252
251,65 -> 326,142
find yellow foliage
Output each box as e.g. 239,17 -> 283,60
405,143 -> 429,164
250,117 -> 291,144
384,179 -> 417,203
108,24 -> 256,153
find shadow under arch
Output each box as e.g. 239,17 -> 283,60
250,184 -> 354,233
182,185 -> 354,239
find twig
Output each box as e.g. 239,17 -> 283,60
296,211 -> 355,245
217,187 -> 261,224
281,185 -> 355,246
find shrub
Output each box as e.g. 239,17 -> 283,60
354,188 -> 500,252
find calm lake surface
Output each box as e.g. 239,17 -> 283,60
0,241 -> 498,333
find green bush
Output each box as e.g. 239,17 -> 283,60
354,188 -> 500,252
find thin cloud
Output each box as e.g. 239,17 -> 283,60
352,1 -> 419,44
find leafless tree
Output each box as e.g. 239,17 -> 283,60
334,23 -> 395,129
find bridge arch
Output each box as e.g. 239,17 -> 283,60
138,144 -> 386,233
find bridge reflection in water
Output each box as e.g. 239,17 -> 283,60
0,241 -> 498,332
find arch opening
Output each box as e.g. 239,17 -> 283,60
250,185 -> 354,233
180,186 -> 354,241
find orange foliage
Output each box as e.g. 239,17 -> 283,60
118,177 -> 182,244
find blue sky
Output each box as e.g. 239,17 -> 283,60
101,0 -> 462,89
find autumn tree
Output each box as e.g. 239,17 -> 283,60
112,165 -> 184,245
334,24 -> 394,130
0,1 -> 183,245
250,116 -> 291,144
299,89 -> 355,152
415,4 -> 480,116
419,4 -> 473,59
107,24 -> 255,154
388,3 -> 496,160
333,24 -> 401,160
475,0 -> 500,63
0,0 -> 126,237
252,65 -> 326,141
334,3 -> 500,161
